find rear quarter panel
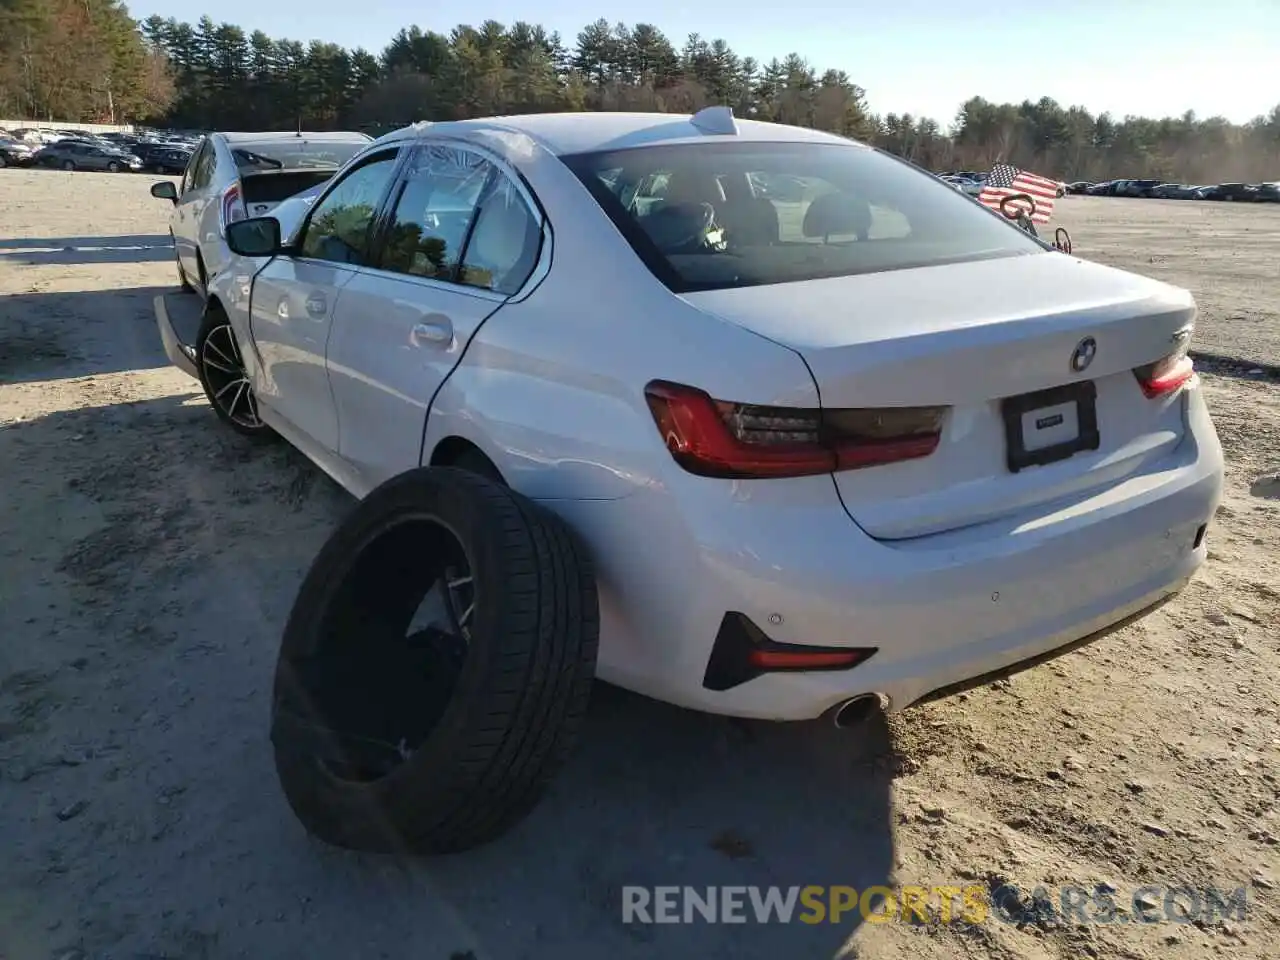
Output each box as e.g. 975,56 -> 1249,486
420,128 -> 819,501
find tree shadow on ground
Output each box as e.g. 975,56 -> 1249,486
0,285 -> 192,384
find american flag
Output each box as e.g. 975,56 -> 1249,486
978,162 -> 1059,224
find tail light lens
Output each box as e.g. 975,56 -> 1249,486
644,380 -> 947,479
219,182 -> 245,235
1134,347 -> 1195,399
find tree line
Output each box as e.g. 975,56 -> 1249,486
2,2 -> 1278,183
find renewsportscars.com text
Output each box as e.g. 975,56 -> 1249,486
621,884 -> 1249,925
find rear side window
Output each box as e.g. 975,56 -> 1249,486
458,176 -> 541,295
562,141 -> 1045,292
380,145 -> 492,281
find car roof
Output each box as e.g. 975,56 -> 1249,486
375,111 -> 863,157
215,131 -> 373,144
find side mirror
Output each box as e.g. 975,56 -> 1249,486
225,216 -> 284,258
150,181 -> 178,204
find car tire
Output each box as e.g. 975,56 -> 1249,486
0,155 -> 8,168
270,466 -> 599,854
107,161 -> 121,173
194,306 -> 273,440
61,160 -> 75,171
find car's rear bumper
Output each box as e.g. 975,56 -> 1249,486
556,387 -> 1223,720
154,294 -> 199,379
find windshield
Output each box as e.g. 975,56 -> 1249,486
562,141 -> 1045,292
232,139 -> 367,172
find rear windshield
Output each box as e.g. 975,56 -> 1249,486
232,139 -> 367,172
562,141 -> 1045,292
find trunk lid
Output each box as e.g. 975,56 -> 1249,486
681,253 -> 1196,540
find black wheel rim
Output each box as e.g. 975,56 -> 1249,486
299,515 -> 476,784
201,322 -> 262,428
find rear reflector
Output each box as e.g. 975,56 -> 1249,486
1134,351 -> 1195,399
644,380 -> 946,479
747,649 -> 868,669
703,612 -> 878,691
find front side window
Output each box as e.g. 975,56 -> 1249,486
299,151 -> 399,265
563,141 -> 1045,292
379,145 -> 492,281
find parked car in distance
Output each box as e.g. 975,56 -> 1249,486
939,174 -> 983,197
150,129 -> 373,297
1115,178 -> 1163,198
1202,183 -> 1258,202
1150,183 -> 1202,199
35,140 -> 143,172
146,147 -> 193,175
0,135 -> 36,167
1065,181 -> 1093,194
1252,182 -> 1280,203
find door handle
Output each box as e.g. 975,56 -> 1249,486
305,293 -> 327,316
410,317 -> 453,346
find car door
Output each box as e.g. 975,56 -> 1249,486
174,142 -> 210,277
249,146 -> 403,454
325,141 -> 544,487
189,144 -> 224,274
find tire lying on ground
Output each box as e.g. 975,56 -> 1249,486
270,466 -> 599,854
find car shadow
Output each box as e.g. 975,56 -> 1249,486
0,234 -> 174,266
0,285 -> 186,384
0,388 -> 897,960
423,686 -> 898,958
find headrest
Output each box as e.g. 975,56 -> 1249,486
663,170 -> 725,206
802,192 -> 872,240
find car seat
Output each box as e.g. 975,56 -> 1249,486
801,192 -> 872,242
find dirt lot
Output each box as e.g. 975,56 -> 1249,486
1053,195 -> 1280,369
1,170 -> 1278,960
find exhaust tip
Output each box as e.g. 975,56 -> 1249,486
831,693 -> 885,729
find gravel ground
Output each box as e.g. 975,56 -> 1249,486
1,169 -> 1278,960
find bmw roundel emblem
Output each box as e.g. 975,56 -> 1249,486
1071,336 -> 1097,373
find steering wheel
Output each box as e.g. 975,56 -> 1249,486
999,193 -> 1037,221
643,202 -> 720,253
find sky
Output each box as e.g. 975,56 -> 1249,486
129,0 -> 1280,126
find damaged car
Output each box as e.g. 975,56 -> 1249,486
154,108 -> 1224,854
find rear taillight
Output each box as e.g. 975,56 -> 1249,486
219,182 -> 245,235
644,380 -> 946,479
1134,349 -> 1195,399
